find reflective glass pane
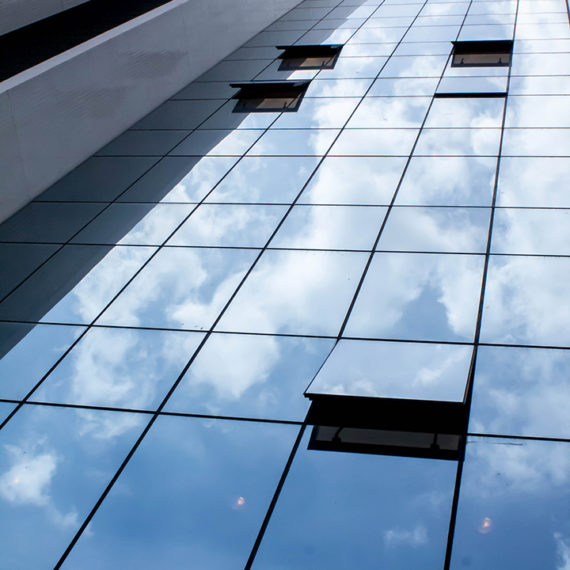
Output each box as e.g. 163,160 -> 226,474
347,97 -> 431,128
395,157 -> 497,206
216,250 -> 368,336
299,157 -> 407,205
132,100 -> 224,130
246,129 -> 340,156
307,339 -> 472,402
0,245 -> 155,325
496,157 -> 570,207
437,76 -> 508,95
271,98 -> 359,129
330,129 -> 419,156
165,334 -> 334,420
506,96 -> 570,128
379,55 -> 448,78
414,128 -> 502,156
252,429 -> 456,569
61,417 -> 299,569
169,130 -> 264,157
72,204 -> 194,246
117,156 -> 239,203
0,244 -> 58,299
0,405 -> 147,569
470,346 -> 570,439
95,130 -> 188,157
97,247 -> 258,330
0,203 -> 104,244
451,437 -> 570,570
480,255 -> 570,347
501,129 -> 570,157
377,206 -> 491,253
425,98 -> 505,128
0,323 -> 85,400
270,205 -> 387,250
344,252 -> 485,342
491,208 -> 570,255
168,204 -> 286,247
0,402 -> 15,424
367,77 -> 439,96
206,156 -> 320,204
32,327 -> 205,410
37,157 -> 158,202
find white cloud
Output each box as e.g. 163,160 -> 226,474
384,525 -> 428,547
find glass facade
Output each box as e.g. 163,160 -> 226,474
1,0 -> 569,567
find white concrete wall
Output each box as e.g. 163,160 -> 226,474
0,0 -> 301,222
0,0 -> 89,35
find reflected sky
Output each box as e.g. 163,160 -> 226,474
32,327 -> 205,410
216,250 -> 368,336
0,323 -> 85,400
0,404 -> 147,569
451,437 -> 570,570
481,255 -> 570,347
165,333 -> 334,420
60,417 -> 299,570
307,339 -> 472,402
97,247 -> 258,330
470,346 -> 570,439
252,429 -> 456,569
344,252 -> 485,342
0,245 -> 156,325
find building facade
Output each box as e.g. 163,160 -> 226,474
0,0 -> 569,568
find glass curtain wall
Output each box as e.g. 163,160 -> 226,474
0,0 -> 568,567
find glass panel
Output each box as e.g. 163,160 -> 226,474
206,156 -> 320,204
0,404 -> 147,569
167,204 -> 287,247
132,100 -> 225,130
480,255 -> 570,347
215,250 -> 368,336
496,157 -> 570,207
470,346 -> 570,439
347,97 -> 431,128
61,417 -> 299,569
199,100 -> 282,129
491,208 -> 570,255
252,429 -> 456,569
270,205 -> 387,250
0,203 -> 104,244
414,128 -> 502,156
509,76 -> 570,95
501,129 -> 570,157
97,247 -> 258,330
0,245 -> 155,325
37,157 -> 158,202
0,323 -> 85,400
0,244 -> 58,299
71,204 -> 194,246
506,96 -> 570,128
246,129 -> 340,156
395,157 -> 497,206
0,402 -> 16,424
298,157 -> 407,205
307,339 -> 472,402
271,98 -> 360,129
32,327 -> 205,410
165,334 -> 334,420
344,252 -> 485,342
304,79 -> 374,98
377,206 -> 491,253
367,78 -> 439,96
95,130 -> 188,157
451,437 -> 570,570
425,98 -> 505,128
169,130 -> 265,157
379,55 -> 449,78
330,128 -> 419,156
511,53 -> 570,76
437,76 -> 508,94
117,156 -> 239,203
315,56 -> 390,79
197,59 -> 271,81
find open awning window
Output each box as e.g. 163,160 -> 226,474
451,40 -> 513,67
230,81 -> 310,112
276,44 -> 343,70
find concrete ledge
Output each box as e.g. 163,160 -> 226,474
0,0 -> 300,223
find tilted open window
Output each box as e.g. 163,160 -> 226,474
276,44 -> 343,70
230,81 -> 310,112
451,40 -> 513,68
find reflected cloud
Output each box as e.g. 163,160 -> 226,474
0,442 -> 78,528
384,525 -> 428,547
